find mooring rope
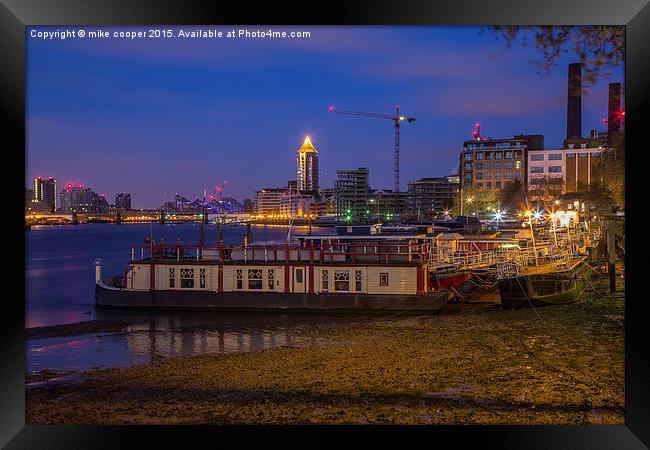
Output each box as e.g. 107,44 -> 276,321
514,276 -> 544,323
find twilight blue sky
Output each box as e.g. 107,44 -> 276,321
26,26 -> 623,209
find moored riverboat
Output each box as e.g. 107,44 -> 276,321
497,256 -> 591,309
95,225 -> 459,312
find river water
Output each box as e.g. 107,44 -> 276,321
26,223 -> 383,373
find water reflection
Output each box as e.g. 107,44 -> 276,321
27,309 -> 371,373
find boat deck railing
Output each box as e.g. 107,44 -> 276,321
130,241 -> 431,265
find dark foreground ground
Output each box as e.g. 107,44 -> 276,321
26,275 -> 624,425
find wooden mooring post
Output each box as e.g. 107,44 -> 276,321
606,215 -> 617,293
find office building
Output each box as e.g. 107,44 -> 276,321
527,144 -> 602,196
253,187 -> 286,215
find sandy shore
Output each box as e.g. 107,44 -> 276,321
26,276 -> 624,425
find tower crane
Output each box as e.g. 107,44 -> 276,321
329,105 -> 415,193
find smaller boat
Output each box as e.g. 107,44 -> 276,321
497,257 -> 591,309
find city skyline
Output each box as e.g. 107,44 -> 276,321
27,26 -> 623,208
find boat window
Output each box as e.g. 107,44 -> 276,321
322,270 -> 329,291
180,268 -> 194,289
236,269 -> 243,290
169,268 -> 175,288
199,268 -> 206,289
248,269 -> 263,290
296,268 -> 304,283
380,273 -> 389,286
268,269 -> 274,290
334,271 -> 350,291
355,270 -> 362,291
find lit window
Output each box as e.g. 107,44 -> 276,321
236,269 -> 243,290
248,269 -> 262,289
355,270 -> 362,292
514,160 -> 522,169
334,271 -> 350,291
180,268 -> 194,289
268,269 -> 274,290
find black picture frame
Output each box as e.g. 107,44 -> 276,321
3,0 -> 648,447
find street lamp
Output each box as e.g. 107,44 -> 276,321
524,210 -> 539,266
466,196 -> 473,221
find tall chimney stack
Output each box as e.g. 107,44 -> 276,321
566,63 -> 582,140
608,82 -> 622,136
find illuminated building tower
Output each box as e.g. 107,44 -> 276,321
33,176 -> 57,212
33,176 -> 43,202
296,135 -> 319,192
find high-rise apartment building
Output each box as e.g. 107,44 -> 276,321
115,193 -> 132,210
296,136 -> 319,192
60,184 -> 106,213
33,176 -> 57,212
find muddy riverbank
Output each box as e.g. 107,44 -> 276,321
26,277 -> 624,425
